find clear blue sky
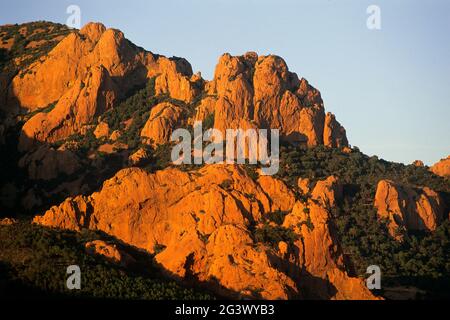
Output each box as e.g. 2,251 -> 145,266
1,0 -> 449,165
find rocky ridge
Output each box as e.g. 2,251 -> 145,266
34,164 -> 376,300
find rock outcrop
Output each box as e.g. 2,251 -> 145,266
191,52 -> 348,148
128,148 -> 150,166
18,145 -> 80,180
34,164 -> 376,300
374,180 -> 445,239
85,240 -> 135,267
94,121 -> 110,139
14,22 -> 200,151
412,160 -> 424,167
323,113 -> 348,148
430,156 -> 450,178
7,22 -> 349,151
141,102 -> 186,146
0,217 -> 17,226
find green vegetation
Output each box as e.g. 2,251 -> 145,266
219,179 -> 233,191
0,221 -> 214,299
203,112 -> 215,130
253,209 -> 299,249
276,144 -> 450,298
23,101 -> 57,121
1,22 -> 448,299
0,21 -> 71,73
266,210 -> 290,226
102,77 -> 191,151
254,222 -> 299,249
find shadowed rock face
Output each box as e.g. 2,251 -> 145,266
34,164 -> 377,300
374,180 -> 445,240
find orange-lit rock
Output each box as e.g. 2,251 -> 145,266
311,176 -> 342,208
13,22 -> 200,150
153,57 -> 200,103
128,148 -> 150,166
257,175 -> 296,212
297,178 -> 311,195
412,160 -> 424,167
374,180 -> 445,239
94,122 -> 110,139
33,165 -> 293,298
430,156 -> 450,177
197,53 -> 347,147
141,102 -> 185,146
109,130 -> 121,141
283,178 -> 378,300
18,65 -> 118,151
323,112 -> 348,148
0,217 -> 17,226
34,165 -> 377,300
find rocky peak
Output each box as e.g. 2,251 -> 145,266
79,22 -> 107,43
192,52 -> 348,148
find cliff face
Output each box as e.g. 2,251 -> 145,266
34,165 -> 376,300
1,21 -> 351,215
430,156 -> 450,178
2,21 -> 448,300
191,52 -> 347,148
374,180 -> 445,240
12,22 -> 200,152
3,22 -> 348,153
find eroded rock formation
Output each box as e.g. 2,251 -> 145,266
34,164 -> 376,300
430,156 -> 450,178
191,52 -> 348,148
13,22 -> 199,151
374,180 -> 445,240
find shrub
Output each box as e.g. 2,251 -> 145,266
254,222 -> 299,249
0,221 -> 214,300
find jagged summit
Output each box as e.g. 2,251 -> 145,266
1,21 -> 348,153
1,21 -> 448,301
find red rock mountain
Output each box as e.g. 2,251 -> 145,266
34,165 -> 376,299
2,22 -> 347,152
1,21 -> 448,301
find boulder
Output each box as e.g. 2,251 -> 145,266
141,102 -> 185,146
94,122 -> 110,139
128,148 -> 150,166
85,240 -> 135,267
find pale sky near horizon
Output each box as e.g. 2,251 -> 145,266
1,0 -> 449,165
